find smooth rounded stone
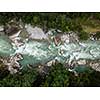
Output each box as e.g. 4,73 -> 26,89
46,59 -> 56,66
0,26 -> 4,32
77,60 -> 86,65
61,34 -> 70,43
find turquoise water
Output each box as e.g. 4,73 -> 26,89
18,41 -> 58,66
0,35 -> 100,69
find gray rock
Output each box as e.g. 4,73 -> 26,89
77,60 -> 86,65
0,25 -> 4,32
25,24 -> 48,40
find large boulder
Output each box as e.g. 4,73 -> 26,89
25,24 -> 48,40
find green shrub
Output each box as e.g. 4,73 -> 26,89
40,63 -> 100,87
94,31 -> 100,39
41,63 -> 70,87
78,31 -> 89,40
0,69 -> 38,87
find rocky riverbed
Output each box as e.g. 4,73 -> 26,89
0,20 -> 100,74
